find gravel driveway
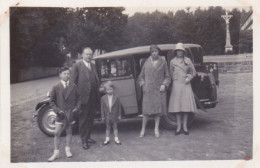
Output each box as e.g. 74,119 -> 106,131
11,73 -> 253,162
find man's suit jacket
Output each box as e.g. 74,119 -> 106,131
70,60 -> 100,105
101,94 -> 122,123
49,82 -> 81,121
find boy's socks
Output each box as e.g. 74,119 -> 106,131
65,146 -> 72,158
48,149 -> 59,162
102,137 -> 110,145
114,137 -> 119,141
114,137 -> 121,145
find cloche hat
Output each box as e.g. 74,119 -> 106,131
175,43 -> 186,52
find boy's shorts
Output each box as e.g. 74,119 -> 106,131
55,115 -> 75,125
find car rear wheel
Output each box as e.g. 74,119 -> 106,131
160,112 -> 177,129
37,105 -> 56,137
161,112 -> 195,130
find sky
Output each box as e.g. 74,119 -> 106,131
123,6 -> 251,16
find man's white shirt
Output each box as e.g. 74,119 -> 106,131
61,80 -> 69,88
83,59 -> 91,70
107,94 -> 113,112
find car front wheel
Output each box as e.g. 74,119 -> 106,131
37,105 -> 56,137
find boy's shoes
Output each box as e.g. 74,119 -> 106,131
154,130 -> 160,138
87,139 -> 96,144
115,139 -> 122,145
114,137 -> 121,145
65,147 -> 72,158
139,131 -> 145,138
48,149 -> 59,162
102,140 -> 110,146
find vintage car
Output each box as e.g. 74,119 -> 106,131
35,43 -> 219,136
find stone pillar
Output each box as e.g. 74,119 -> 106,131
221,11 -> 233,53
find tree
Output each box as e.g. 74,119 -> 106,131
124,6 -> 246,56
10,7 -> 69,68
192,7 -> 226,55
10,7 -> 128,70
229,8 -> 242,54
239,29 -> 252,53
123,11 -> 178,48
65,7 -> 128,53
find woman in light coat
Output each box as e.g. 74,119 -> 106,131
168,43 -> 197,135
139,45 -> 171,138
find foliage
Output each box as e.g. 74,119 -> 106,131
239,29 -> 252,53
10,6 -> 252,73
123,7 -> 241,55
10,7 -> 128,69
65,7 -> 128,53
10,7 -> 69,68
122,11 -> 178,48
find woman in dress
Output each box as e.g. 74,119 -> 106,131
139,45 -> 171,138
168,43 -> 197,135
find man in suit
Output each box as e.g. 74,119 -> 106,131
70,47 -> 100,150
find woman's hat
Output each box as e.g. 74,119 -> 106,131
150,45 -> 161,53
175,43 -> 186,52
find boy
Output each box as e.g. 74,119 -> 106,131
48,66 -> 81,162
101,81 -> 122,145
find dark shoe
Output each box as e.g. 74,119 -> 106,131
183,130 -> 189,135
82,142 -> 89,150
102,140 -> 110,146
87,139 -> 96,144
175,130 -> 181,135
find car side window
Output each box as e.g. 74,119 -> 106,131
99,58 -> 132,79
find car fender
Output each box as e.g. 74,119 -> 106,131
35,98 -> 51,112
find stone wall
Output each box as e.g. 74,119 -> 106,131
204,54 -> 253,73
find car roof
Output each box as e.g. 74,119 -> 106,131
94,43 -> 201,60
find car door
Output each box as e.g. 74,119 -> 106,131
97,57 -> 139,116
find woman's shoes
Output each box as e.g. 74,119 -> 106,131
175,130 -> 181,135
175,129 -> 189,135
183,130 -> 189,135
